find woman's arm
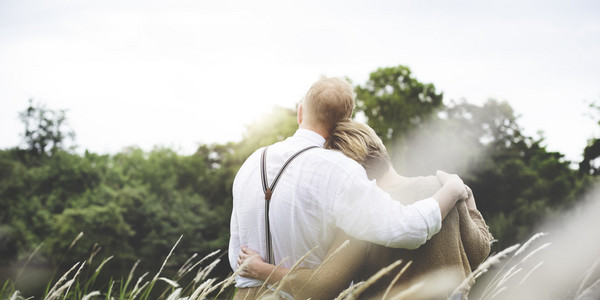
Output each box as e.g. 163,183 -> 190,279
237,246 -> 290,283
238,230 -> 368,300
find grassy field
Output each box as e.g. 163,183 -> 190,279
2,230 -> 599,300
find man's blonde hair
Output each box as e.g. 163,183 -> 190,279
325,119 -> 390,180
303,76 -> 355,131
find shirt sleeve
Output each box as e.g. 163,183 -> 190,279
330,165 -> 442,250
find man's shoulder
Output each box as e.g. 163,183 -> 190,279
304,148 -> 364,171
236,143 -> 362,173
305,147 -> 346,160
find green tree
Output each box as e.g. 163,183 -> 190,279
580,140 -> 600,176
18,99 -> 75,156
46,203 -> 135,264
355,65 -> 443,156
579,101 -> 600,176
0,148 -> 108,263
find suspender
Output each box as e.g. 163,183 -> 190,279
260,145 -> 318,264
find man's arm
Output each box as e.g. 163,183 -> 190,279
330,166 -> 467,250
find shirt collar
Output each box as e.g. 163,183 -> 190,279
293,128 -> 326,147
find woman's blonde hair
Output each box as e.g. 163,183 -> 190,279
303,76 -> 355,131
325,119 -> 390,180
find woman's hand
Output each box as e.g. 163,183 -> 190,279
237,246 -> 292,284
237,246 -> 268,279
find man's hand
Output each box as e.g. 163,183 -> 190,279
436,170 -> 469,201
464,185 -> 477,210
433,170 -> 469,220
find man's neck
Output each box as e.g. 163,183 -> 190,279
299,123 -> 330,139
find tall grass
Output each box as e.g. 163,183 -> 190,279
2,229 -> 599,300
1,234 -> 235,300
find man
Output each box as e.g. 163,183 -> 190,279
228,76 -> 467,297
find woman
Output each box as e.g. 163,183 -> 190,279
237,120 -> 493,299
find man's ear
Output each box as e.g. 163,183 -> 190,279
297,103 -> 303,125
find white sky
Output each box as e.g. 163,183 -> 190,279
1,0 -> 599,162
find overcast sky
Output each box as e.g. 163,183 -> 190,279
1,0 -> 599,162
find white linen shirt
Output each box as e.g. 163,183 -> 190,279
228,129 -> 442,288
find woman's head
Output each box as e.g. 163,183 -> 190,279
325,119 -> 390,180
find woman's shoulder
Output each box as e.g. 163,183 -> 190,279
400,175 -> 440,187
386,175 -> 442,203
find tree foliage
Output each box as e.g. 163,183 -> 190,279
355,65 -> 443,156
445,100 -> 582,249
579,102 -> 600,176
18,99 -> 75,156
0,104 -> 298,272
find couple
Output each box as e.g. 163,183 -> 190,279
228,76 -> 492,299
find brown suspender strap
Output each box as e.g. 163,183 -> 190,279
260,145 -> 318,264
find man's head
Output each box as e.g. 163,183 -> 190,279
298,76 -> 355,136
325,119 -> 391,180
